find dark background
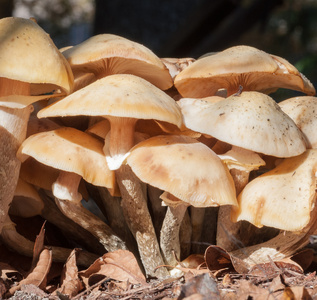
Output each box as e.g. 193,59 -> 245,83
2,0 -> 317,100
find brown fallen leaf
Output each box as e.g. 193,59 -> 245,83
79,249 -> 146,285
56,248 -> 84,298
8,247 -> 52,296
32,221 -> 46,270
281,286 -> 312,300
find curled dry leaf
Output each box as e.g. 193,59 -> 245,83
57,248 -> 83,298
8,248 -> 52,296
79,250 -> 146,286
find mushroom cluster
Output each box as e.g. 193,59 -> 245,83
2,16 -> 317,280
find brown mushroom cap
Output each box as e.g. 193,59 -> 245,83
16,127 -> 116,190
63,34 -> 173,90
231,149 -> 317,231
279,96 -> 317,149
10,178 -> 44,218
0,17 -> 73,95
178,91 -> 307,157
126,135 -> 237,208
174,45 -> 315,97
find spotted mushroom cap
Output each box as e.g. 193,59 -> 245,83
178,91 -> 307,157
126,135 -> 237,208
231,149 -> 317,231
279,96 -> 317,149
174,45 -> 315,97
0,17 -> 73,95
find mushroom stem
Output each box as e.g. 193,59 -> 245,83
217,168 -> 250,251
0,105 -> 33,231
160,203 -> 188,266
116,164 -> 169,278
190,207 -> 206,254
106,116 -> 136,170
1,216 -> 98,267
53,171 -> 128,252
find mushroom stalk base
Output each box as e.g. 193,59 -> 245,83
55,198 -> 128,253
116,164 -> 169,278
160,204 -> 188,266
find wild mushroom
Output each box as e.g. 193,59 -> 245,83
174,45 -> 315,97
17,127 -> 127,253
0,17 -> 73,232
125,135 -> 237,267
62,33 -> 173,91
178,92 -> 307,250
230,149 -> 317,266
38,74 -> 183,277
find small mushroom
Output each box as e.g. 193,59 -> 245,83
0,17 -> 73,232
174,45 -> 315,97
17,127 -> 127,253
63,33 -> 173,91
126,135 -> 237,267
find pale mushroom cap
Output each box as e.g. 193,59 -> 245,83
231,149 -> 317,231
126,135 -> 237,207
279,96 -> 317,149
63,34 -> 173,90
0,17 -> 73,94
17,127 -> 116,189
174,45 -> 315,97
218,146 -> 266,172
38,74 -> 183,128
178,91 -> 307,157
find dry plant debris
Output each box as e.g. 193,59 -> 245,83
1,15 -> 317,299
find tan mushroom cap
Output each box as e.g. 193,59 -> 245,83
38,74 -> 183,128
16,127 -> 116,190
63,34 -> 173,90
178,92 -> 307,157
126,135 -> 237,208
279,96 -> 317,149
174,45 -> 315,97
11,178 -> 44,218
231,149 -> 317,231
0,17 -> 73,95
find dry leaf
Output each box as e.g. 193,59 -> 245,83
32,221 -> 46,269
8,247 -> 52,296
57,248 -> 83,297
102,250 -> 146,285
80,250 -> 146,285
281,286 -> 312,300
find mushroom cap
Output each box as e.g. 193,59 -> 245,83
279,96 -> 317,149
178,91 -> 307,157
0,17 -> 73,95
218,146 -> 266,172
231,149 -> 317,231
174,45 -> 315,97
17,127 -> 116,189
126,135 -> 237,207
63,34 -> 173,90
10,178 -> 44,218
38,74 -> 183,128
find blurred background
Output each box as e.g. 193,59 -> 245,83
1,0 -> 317,100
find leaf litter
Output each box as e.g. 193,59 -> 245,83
1,222 -> 317,299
